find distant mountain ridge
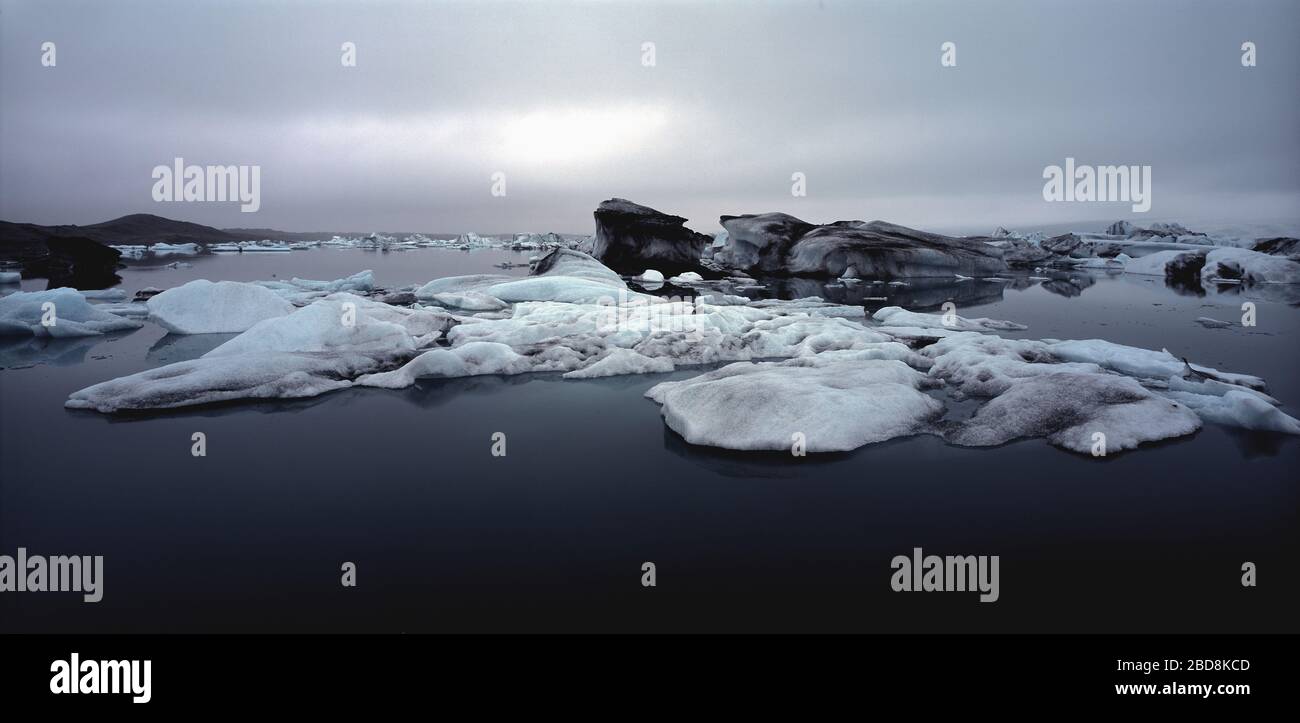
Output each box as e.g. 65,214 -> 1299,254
0,213 -> 334,250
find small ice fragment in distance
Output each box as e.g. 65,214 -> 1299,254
1195,317 -> 1233,329
79,288 -> 129,301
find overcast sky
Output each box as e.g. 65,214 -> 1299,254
2,0 -> 1297,235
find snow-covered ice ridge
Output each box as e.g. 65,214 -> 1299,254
63,249 -> 1300,455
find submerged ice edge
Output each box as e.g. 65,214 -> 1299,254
53,249 -> 1300,457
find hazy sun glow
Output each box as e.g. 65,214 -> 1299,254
496,104 -> 670,167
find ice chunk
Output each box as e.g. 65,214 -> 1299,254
563,348 -> 674,378
1195,317 -> 1233,329
1047,339 -> 1264,389
668,271 -> 704,284
0,271 -> 21,284
149,242 -> 200,257
97,302 -> 150,318
207,294 -> 450,357
426,291 -> 508,311
635,269 -> 665,283
744,297 -> 867,319
356,341 -> 582,388
1123,249 -> 1206,277
872,306 -> 1027,332
147,280 -> 296,334
0,288 -> 143,337
646,358 -> 942,452
66,352 -> 364,413
1200,247 -> 1300,285
1165,389 -> 1300,434
416,250 -> 638,305
79,288 -> 129,301
66,294 -> 457,412
256,270 -> 375,303
923,333 -> 1102,398
947,372 -> 1201,453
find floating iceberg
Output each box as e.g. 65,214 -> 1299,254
148,242 -> 201,257
0,288 -> 143,338
416,249 -> 641,305
714,213 -> 1007,278
1200,247 -> 1300,285
668,271 -> 704,285
425,291 -> 509,311
647,357 -> 942,452
146,280 -> 296,334
1122,249 -> 1206,277
255,270 -> 375,304
562,348 -> 674,379
589,198 -> 711,272
872,306 -> 1027,332
945,372 -> 1202,453
66,294 -> 454,412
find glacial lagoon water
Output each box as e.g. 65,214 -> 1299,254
1,247 -> 1297,632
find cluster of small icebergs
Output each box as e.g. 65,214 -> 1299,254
109,232 -> 587,259
2,248 -> 1283,456
990,222 -> 1300,286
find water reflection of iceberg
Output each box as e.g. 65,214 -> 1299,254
0,334 -> 109,369
146,332 -> 239,365
753,276 -> 1007,312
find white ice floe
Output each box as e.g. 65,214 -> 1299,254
358,341 -> 581,388
255,270 -> 375,304
1046,339 -> 1264,389
562,348 -> 674,379
1164,377 -> 1300,434
0,271 -> 21,284
635,269 -> 665,283
1195,317 -> 1233,329
149,242 -> 201,257
1068,254 -> 1130,269
1200,247 -> 1300,285
426,291 -> 508,311
946,372 -> 1202,453
416,250 -> 637,305
0,288 -> 144,337
1122,249 -> 1205,277
78,288 -> 129,301
97,302 -> 150,318
646,357 -> 942,452
147,280 -> 296,334
923,333 -> 1103,398
872,306 -> 1027,332
746,296 -> 868,318
668,271 -> 704,284
66,294 -> 455,412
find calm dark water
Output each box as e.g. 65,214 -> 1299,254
1,248 -> 1297,632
